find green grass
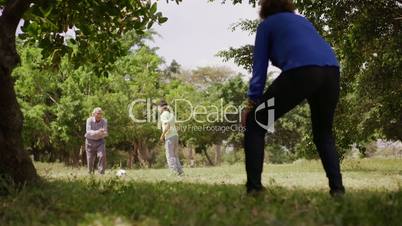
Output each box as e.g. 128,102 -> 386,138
1,159 -> 402,225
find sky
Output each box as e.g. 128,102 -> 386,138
149,1 -> 259,75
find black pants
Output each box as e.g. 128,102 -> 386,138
244,66 -> 345,193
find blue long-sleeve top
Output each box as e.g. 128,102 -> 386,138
248,12 -> 339,103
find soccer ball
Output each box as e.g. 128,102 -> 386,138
116,169 -> 127,177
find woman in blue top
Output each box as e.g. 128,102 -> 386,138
242,0 -> 345,196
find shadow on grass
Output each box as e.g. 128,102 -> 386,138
0,177 -> 401,226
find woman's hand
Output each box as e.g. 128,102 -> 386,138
241,98 -> 256,128
241,108 -> 251,128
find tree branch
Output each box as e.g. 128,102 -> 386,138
1,0 -> 32,31
0,0 -> 35,72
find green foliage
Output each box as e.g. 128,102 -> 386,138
13,46 -> 53,154
217,19 -> 258,72
162,59 -> 181,80
265,144 -> 294,164
293,0 -> 402,146
217,45 -> 254,72
105,46 -> 162,151
0,0 -> 175,77
174,66 -> 236,89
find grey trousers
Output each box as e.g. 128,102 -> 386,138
85,140 -> 106,174
165,135 -> 183,175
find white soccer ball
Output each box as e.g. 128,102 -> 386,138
116,169 -> 127,177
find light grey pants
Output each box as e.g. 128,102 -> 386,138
85,140 -> 106,174
165,135 -> 183,175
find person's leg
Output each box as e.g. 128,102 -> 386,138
173,136 -> 184,174
85,142 -> 96,174
244,115 -> 266,192
165,136 -> 180,174
245,67 -> 323,192
97,142 -> 106,174
307,67 -> 345,195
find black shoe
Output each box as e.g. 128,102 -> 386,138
247,186 -> 267,197
330,188 -> 345,198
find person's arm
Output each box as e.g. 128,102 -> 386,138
161,123 -> 170,138
247,21 -> 271,104
99,119 -> 108,138
85,118 -> 103,140
159,112 -> 171,141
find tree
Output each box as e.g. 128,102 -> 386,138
207,75 -> 248,164
13,45 -> 54,162
293,0 -> 402,150
0,0 -> 174,184
162,59 -> 181,80
175,66 -> 236,90
107,45 -> 163,168
0,1 -> 37,184
217,19 -> 257,72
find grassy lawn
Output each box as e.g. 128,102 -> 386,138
1,159 -> 401,225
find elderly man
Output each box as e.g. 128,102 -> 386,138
85,107 -> 108,174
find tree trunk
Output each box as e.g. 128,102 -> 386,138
187,144 -> 195,167
203,149 -> 214,166
214,144 -> 222,165
32,147 -> 39,161
136,141 -> 153,168
145,146 -> 153,168
136,141 -> 147,168
0,0 -> 37,184
127,149 -> 133,169
79,145 -> 86,166
132,142 -> 139,165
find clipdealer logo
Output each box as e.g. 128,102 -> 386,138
254,98 -> 275,133
128,98 -> 275,132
